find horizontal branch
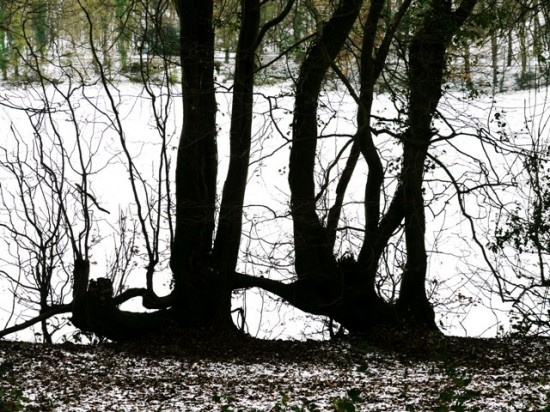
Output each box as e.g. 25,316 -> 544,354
113,288 -> 175,310
233,272 -> 341,317
0,304 -> 72,339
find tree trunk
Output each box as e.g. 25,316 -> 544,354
491,32 -> 499,92
397,0 -> 477,329
518,23 -> 528,85
171,0 -> 222,328
289,0 -> 363,295
213,0 -> 261,329
356,0 -> 386,290
464,44 -> 473,88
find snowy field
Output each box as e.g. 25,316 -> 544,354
0,79 -> 549,342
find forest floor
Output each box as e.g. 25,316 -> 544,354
0,329 -> 549,411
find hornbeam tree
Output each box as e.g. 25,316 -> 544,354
0,0 -> 480,342
236,0 -> 478,332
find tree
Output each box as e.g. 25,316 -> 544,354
0,0 -> 484,342
487,92 -> 550,335
246,0 -> 478,331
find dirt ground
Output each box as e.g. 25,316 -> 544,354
1,330 -> 549,411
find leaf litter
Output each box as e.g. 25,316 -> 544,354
0,330 -> 549,411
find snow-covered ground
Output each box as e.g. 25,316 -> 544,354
0,78 -> 549,342
1,333 -> 549,411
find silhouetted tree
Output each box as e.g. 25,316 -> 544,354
1,0 -> 485,341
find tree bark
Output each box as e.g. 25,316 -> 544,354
70,259 -> 171,341
212,0 -> 261,329
397,0 -> 477,328
355,0 -> 386,289
171,0 -> 221,327
289,0 -> 363,291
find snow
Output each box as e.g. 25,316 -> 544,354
0,77 -> 549,342
1,335 -> 549,411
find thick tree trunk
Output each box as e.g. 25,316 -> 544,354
70,259 -> 171,341
397,0 -> 477,329
171,0 -> 223,328
246,0 -> 407,332
518,24 -> 528,84
289,0 -> 363,296
355,0 -> 387,291
212,0 -> 260,330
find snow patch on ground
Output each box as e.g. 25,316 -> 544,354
1,335 -> 549,411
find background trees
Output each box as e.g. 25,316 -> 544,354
0,0 -> 549,342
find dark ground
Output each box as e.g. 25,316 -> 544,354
1,330 -> 549,411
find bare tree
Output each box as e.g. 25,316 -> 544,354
0,0 -> 494,342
